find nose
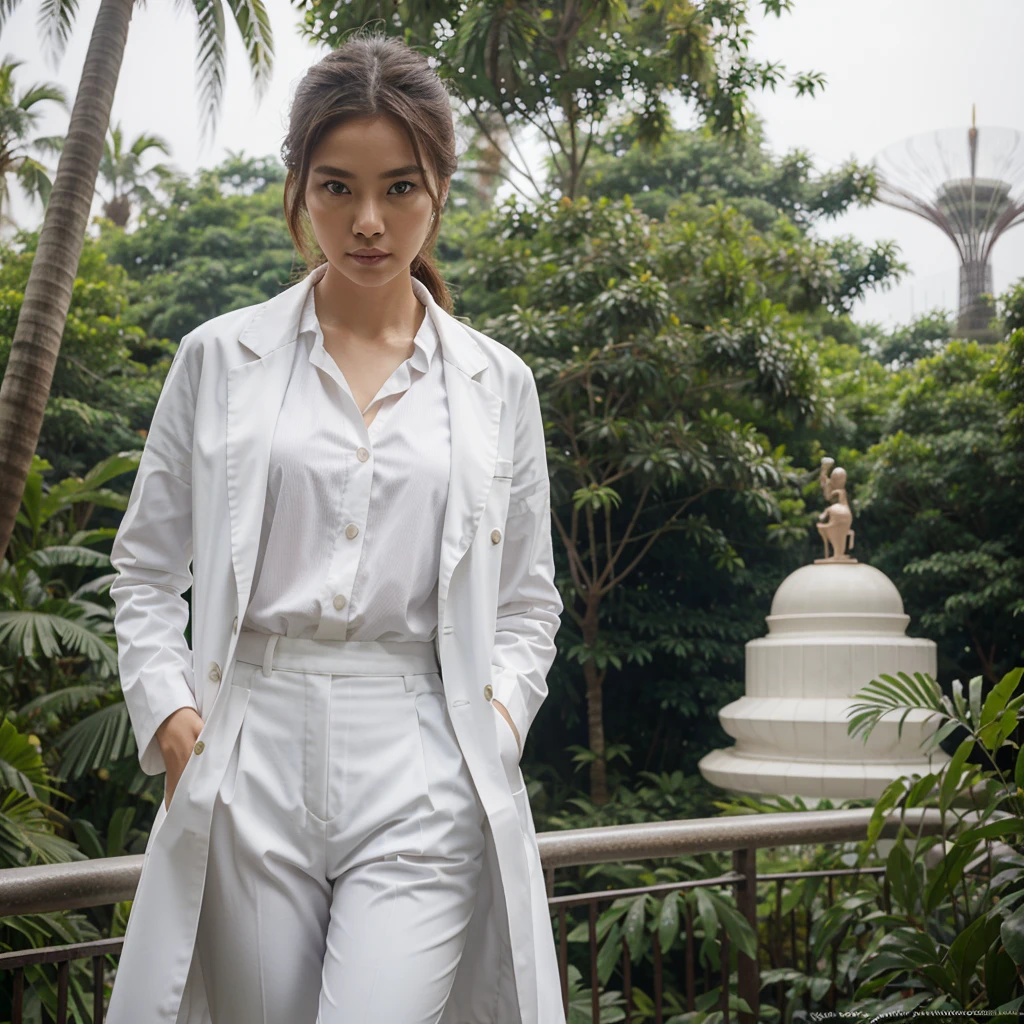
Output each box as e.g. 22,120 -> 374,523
351,198 -> 385,237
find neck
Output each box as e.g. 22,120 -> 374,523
313,260 -> 425,343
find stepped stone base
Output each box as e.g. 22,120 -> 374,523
699,562 -> 949,803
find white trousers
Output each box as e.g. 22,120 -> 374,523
191,629 -> 489,1024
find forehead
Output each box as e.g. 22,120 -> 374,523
312,115 -> 420,167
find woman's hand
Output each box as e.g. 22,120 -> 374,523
491,699 -> 520,755
156,707 -> 205,810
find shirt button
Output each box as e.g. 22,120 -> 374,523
231,616 -> 238,634
208,663 -> 221,682
491,529 -> 502,544
483,683 -> 493,701
193,739 -> 205,755
345,523 -> 359,539
356,447 -> 369,462
333,594 -> 347,610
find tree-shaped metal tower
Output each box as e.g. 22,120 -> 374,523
873,106 -> 1024,342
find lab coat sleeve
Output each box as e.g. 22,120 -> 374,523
490,364 -> 563,754
109,333 -> 200,777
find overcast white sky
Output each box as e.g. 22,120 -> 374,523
4,0 -> 1024,329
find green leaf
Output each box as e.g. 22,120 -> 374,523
906,772 -> 939,808
948,912 -> 1002,1004
958,819 -> 1024,845
982,667 -> 1024,726
940,738 -> 974,812
1001,904 -> 1024,966
979,708 -> 1018,752
885,840 -> 919,914
985,934 -> 1019,1007
693,887 -> 721,969
596,919 -> 622,987
969,674 -> 984,727
657,891 -> 680,953
623,894 -> 647,962
864,776 -> 908,853
706,890 -> 758,960
983,671 -> 1024,729
922,843 -> 972,912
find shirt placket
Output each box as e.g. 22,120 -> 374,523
308,333 -> 418,641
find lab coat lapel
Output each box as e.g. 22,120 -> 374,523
224,266 -> 501,635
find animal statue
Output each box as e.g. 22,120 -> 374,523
815,456 -> 856,562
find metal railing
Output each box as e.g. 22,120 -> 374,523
0,808 -> 945,1023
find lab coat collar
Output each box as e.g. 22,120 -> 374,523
237,261 -> 485,378
296,264 -> 438,376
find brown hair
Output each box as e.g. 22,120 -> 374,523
280,28 -> 457,314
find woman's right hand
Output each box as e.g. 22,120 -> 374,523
156,707 -> 205,810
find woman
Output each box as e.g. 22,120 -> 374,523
105,29 -> 564,1024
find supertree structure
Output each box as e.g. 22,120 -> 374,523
873,106 -> 1024,342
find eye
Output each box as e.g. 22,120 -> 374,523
322,180 -> 418,196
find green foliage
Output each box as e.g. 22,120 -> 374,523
0,55 -> 67,220
302,1 -> 827,205
577,113 -> 878,232
455,188 -> 894,786
1,452 -> 159,844
856,309 -> 956,370
0,451 -> 164,1021
849,339 -> 1024,686
99,155 -> 299,343
0,231 -> 180,483
828,665 -> 1024,1019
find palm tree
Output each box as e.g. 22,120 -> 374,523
0,56 -> 67,232
96,120 -> 175,228
0,0 -> 275,564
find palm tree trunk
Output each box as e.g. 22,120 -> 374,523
0,0 -> 134,561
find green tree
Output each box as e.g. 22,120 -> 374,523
100,155 -> 299,342
94,120 -> 176,229
0,56 -> 67,228
304,0 -> 826,202
0,0 -> 275,564
457,191 -> 871,803
855,308 -> 956,370
848,338 -> 1024,687
0,229 -> 181,482
577,112 -> 877,233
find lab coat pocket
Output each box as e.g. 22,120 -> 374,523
163,739 -> 202,814
413,685 -> 482,826
493,703 -> 524,795
511,783 -> 535,838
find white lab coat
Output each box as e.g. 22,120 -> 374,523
105,267 -> 566,1024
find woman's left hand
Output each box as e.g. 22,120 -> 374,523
492,698 -> 520,756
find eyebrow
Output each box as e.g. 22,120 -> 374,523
311,164 -> 424,179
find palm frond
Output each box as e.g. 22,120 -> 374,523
847,671 -> 949,743
53,701 -> 137,779
18,683 -> 111,719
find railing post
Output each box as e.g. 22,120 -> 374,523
732,846 -> 759,1024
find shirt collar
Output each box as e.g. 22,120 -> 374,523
298,267 -> 438,373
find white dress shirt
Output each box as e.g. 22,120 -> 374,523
241,265 -> 451,642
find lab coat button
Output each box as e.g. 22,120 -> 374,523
491,529 -> 502,544
333,594 -> 347,610
483,683 -> 493,701
345,523 -> 359,539
208,663 -> 221,682
231,616 -> 238,634
193,739 -> 205,755
356,447 -> 369,462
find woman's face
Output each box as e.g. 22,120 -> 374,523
304,114 -> 446,288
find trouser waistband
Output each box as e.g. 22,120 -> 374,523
235,629 -> 441,678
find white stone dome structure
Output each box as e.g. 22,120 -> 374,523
698,458 -> 948,801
